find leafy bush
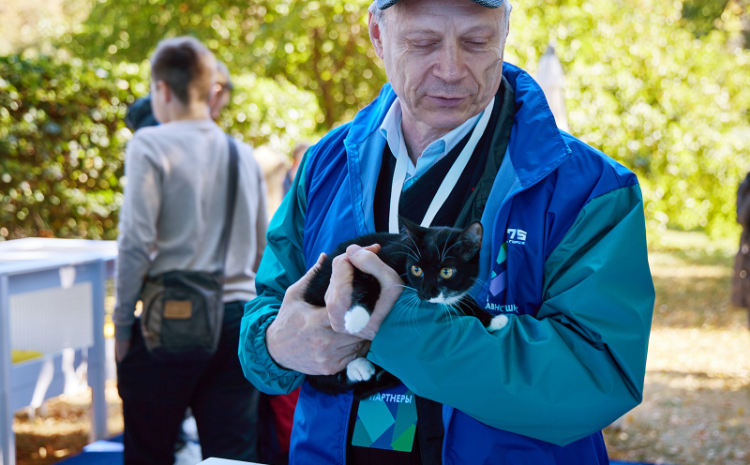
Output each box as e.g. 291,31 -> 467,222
0,54 -> 321,240
3,0 -> 750,243
68,0 -> 385,129
218,73 -> 322,152
503,0 -> 750,240
0,55 -> 146,240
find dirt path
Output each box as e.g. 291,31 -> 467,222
605,232 -> 750,465
12,230 -> 750,465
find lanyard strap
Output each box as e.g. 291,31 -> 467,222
389,98 -> 495,234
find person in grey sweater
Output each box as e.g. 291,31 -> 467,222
114,36 -> 267,464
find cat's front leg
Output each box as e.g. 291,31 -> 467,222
458,296 -> 509,332
487,314 -> 509,332
344,306 -> 371,334
346,357 -> 376,382
344,269 -> 381,334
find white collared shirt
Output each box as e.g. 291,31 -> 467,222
379,98 -> 490,190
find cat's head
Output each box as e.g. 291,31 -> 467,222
399,217 -> 483,306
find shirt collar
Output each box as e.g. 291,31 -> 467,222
379,97 -> 489,170
379,98 -> 404,161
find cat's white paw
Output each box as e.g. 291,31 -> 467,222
344,305 -> 370,334
488,314 -> 509,332
346,357 -> 375,382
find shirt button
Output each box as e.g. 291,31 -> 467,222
741,270 -> 747,279
742,244 -> 749,254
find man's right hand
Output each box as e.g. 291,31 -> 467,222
266,253 -> 370,375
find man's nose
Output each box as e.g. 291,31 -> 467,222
432,42 -> 469,84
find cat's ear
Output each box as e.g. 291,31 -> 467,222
399,216 -> 424,241
458,221 -> 483,261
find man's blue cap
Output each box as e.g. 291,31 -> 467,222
376,0 -> 503,9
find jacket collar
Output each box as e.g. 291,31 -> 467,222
344,62 -> 571,189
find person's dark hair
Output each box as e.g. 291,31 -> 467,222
150,36 -> 216,104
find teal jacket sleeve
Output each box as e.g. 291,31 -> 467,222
239,155 -> 309,395
367,184 -> 655,446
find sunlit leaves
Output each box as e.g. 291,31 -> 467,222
69,0 -> 385,128
5,0 -> 750,243
505,0 -> 750,240
0,55 -> 146,240
0,54 -> 321,240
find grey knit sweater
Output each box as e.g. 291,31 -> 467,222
114,119 -> 268,341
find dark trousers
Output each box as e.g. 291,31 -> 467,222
117,301 -> 260,465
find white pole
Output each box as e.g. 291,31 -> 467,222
536,44 -> 570,132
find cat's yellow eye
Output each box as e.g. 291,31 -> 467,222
411,266 -> 423,277
440,268 -> 454,279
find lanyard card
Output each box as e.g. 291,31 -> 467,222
351,384 -> 418,452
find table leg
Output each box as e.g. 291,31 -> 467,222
0,275 -> 15,465
88,261 -> 108,441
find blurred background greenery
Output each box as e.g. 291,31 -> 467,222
1,0 -> 750,242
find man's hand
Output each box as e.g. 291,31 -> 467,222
115,339 -> 131,363
326,244 -> 404,340
266,253 -> 370,375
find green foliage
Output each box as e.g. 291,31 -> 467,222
3,0 -> 750,243
0,55 -> 145,240
681,0 -> 731,36
69,0 -> 386,128
503,0 -> 750,239
0,54 -> 321,240
218,74 -> 322,151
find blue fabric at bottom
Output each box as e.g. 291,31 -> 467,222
58,434 -> 674,465
62,436 -> 124,465
611,462 -> 670,465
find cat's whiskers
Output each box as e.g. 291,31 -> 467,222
391,251 -> 420,262
432,242 -> 441,260
402,293 -> 423,335
412,295 -> 425,335
402,234 -> 422,259
452,298 -> 472,313
391,288 -> 421,335
441,239 -> 466,263
471,276 -> 489,288
386,283 -> 417,292
440,232 -> 460,263
442,303 -> 461,331
447,301 -> 471,331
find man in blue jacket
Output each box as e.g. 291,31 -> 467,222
240,0 -> 655,463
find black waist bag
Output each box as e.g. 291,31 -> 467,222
140,135 -> 240,362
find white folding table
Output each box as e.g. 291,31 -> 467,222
199,458 -> 266,465
0,238 -> 117,465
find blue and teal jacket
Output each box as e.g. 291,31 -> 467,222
240,63 -> 655,464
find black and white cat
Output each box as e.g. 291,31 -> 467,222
303,217 -> 508,397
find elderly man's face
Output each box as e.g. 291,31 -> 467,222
371,0 -> 508,131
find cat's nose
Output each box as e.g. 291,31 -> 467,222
420,288 -> 437,300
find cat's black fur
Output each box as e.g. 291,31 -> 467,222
303,218 -> 496,398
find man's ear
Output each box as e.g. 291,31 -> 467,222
368,12 -> 385,60
160,81 -> 172,103
154,80 -> 172,104
208,83 -> 220,107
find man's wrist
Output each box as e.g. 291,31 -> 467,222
265,317 -> 290,370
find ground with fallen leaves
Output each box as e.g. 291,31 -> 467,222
14,381 -> 123,465
12,230 -> 750,465
603,230 -> 750,465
